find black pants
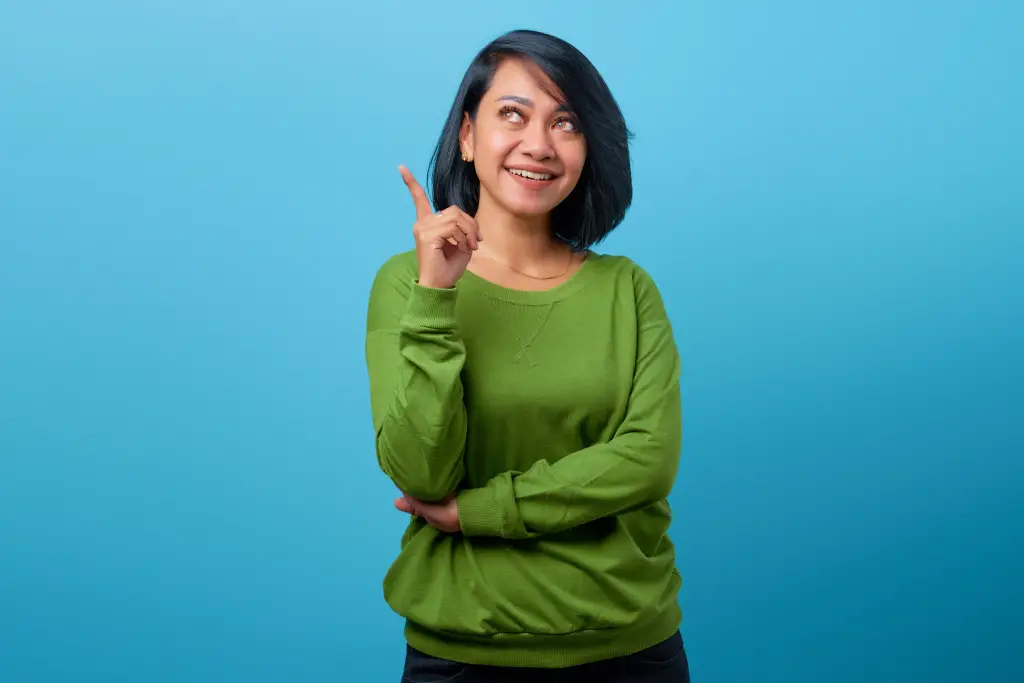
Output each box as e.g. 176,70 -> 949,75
401,629 -> 690,682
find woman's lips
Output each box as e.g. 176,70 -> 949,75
505,167 -> 557,188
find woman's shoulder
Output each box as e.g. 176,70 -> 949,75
370,249 -> 419,291
586,251 -> 661,290
374,249 -> 419,278
366,250 -> 419,322
586,252 -> 671,325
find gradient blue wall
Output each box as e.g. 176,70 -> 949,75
1,2 -> 1021,682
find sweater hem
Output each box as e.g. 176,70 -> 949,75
403,601 -> 682,669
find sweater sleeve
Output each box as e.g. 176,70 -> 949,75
456,267 -> 681,538
365,255 -> 467,502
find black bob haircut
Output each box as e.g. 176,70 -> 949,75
427,29 -> 633,251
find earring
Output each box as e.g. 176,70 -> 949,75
462,153 -> 473,162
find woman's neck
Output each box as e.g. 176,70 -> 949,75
473,195 -> 567,268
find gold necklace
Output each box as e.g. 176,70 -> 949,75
478,245 -> 573,280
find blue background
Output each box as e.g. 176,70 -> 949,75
2,1 -> 1021,681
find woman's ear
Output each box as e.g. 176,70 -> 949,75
459,112 -> 474,163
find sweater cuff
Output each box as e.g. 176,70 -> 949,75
457,487 -> 504,537
403,282 -> 458,329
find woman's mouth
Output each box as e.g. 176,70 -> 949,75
505,167 -> 557,185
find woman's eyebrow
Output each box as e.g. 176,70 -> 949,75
496,95 -> 571,113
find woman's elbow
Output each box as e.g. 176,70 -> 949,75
400,480 -> 458,503
377,448 -> 462,503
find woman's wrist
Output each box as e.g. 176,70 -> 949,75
416,277 -> 454,290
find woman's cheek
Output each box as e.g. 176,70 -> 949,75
484,131 -> 518,159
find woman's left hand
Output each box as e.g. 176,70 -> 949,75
395,492 -> 461,533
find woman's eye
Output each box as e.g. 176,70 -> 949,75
555,118 -> 578,132
500,107 -> 524,123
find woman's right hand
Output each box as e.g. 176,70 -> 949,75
399,165 -> 481,289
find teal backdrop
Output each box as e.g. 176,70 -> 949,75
1,2 -> 1021,682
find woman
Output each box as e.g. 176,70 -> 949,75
365,29 -> 688,683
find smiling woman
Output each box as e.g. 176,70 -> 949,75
448,63 -> 589,231
364,29 -> 689,682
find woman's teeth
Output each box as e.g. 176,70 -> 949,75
507,168 -> 553,181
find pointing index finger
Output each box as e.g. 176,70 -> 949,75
398,165 -> 434,221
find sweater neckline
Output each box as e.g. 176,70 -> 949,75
459,251 -> 598,304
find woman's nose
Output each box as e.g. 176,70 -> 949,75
518,122 -> 555,160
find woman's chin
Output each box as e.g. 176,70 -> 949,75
494,194 -> 562,219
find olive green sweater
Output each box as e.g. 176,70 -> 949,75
364,250 -> 683,668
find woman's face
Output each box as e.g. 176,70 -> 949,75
461,58 -> 587,219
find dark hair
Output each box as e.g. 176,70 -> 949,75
427,29 -> 633,251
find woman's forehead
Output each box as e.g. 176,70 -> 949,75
485,58 -> 570,111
